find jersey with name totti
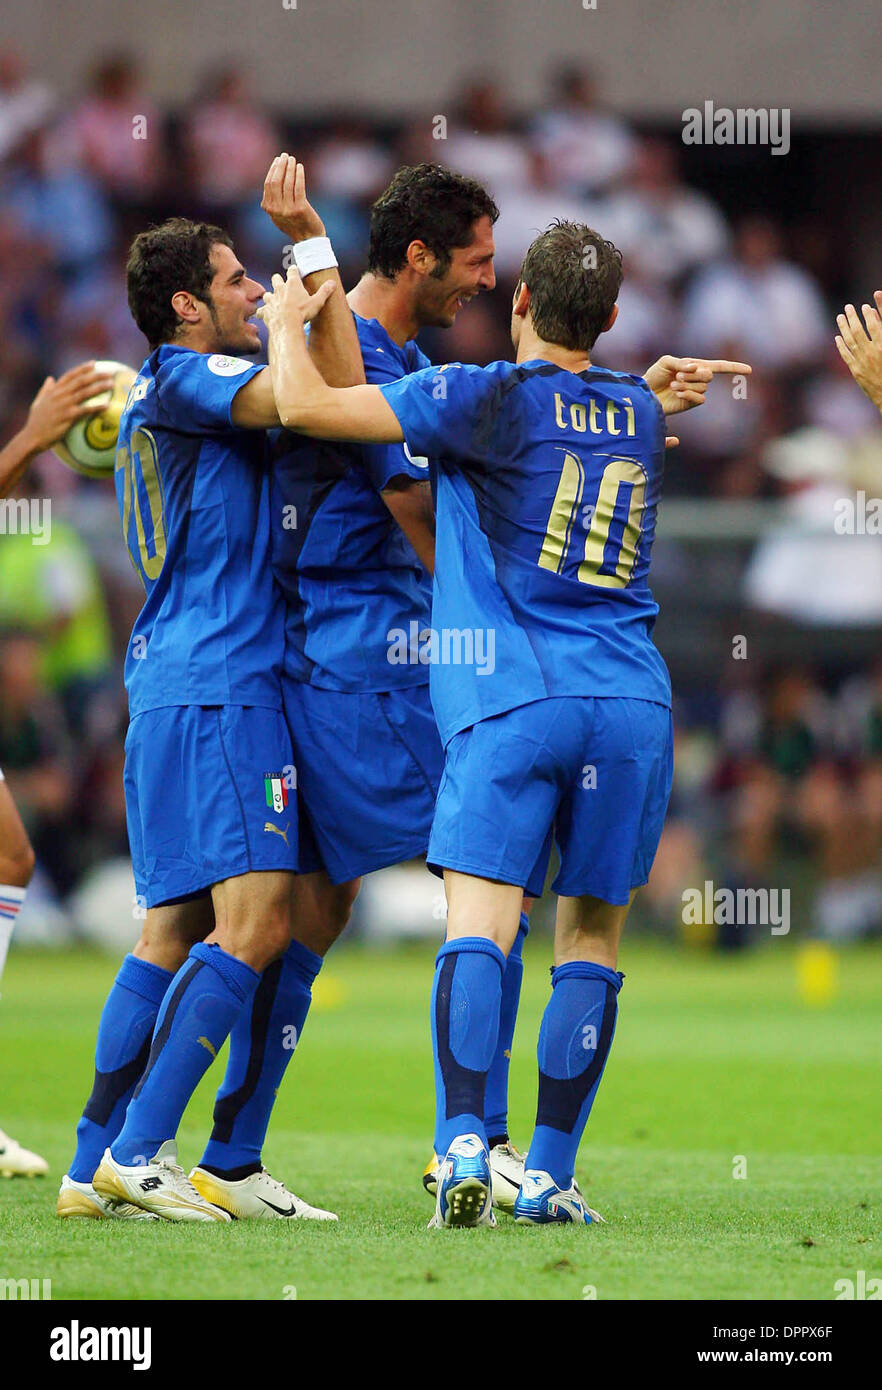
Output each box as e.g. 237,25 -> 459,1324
115,345 -> 284,716
379,358 -> 672,748
270,313 -> 431,692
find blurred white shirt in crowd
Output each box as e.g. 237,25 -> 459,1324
311,135 -> 394,200
0,75 -> 54,161
603,184 -> 729,285
443,129 -> 532,198
682,258 -> 828,371
745,483 -> 882,625
529,107 -> 636,194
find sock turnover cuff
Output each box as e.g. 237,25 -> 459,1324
551,960 -> 624,993
190,942 -> 261,1001
116,953 -> 174,1005
436,935 -> 506,975
0,883 -> 27,916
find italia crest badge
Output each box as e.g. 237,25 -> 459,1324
264,773 -> 289,816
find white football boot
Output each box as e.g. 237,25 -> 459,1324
188,1165 -> 338,1221
0,1128 -> 48,1177
56,1174 -> 159,1220
428,1133 -> 496,1229
513,1168 -> 605,1225
92,1141 -> 231,1222
423,1139 -> 525,1215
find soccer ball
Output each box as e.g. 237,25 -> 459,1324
53,360 -> 137,478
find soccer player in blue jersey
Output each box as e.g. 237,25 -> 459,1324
252,162 -> 530,1215
58,192 -> 366,1222
256,223 -> 750,1229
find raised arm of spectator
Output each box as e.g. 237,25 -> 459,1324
0,365 -> 114,499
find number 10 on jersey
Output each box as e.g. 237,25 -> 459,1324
539,451 -> 647,589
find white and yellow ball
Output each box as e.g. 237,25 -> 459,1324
52,360 -> 137,478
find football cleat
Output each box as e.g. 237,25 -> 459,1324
422,1152 -> 440,1197
0,1128 -> 48,1178
56,1174 -> 159,1220
423,1139 -> 525,1215
487,1140 -> 524,1214
428,1133 -> 495,1229
92,1141 -> 231,1222
188,1165 -> 338,1221
513,1169 -> 605,1226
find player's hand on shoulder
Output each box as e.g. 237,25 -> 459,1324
261,153 -> 325,241
644,355 -> 752,415
835,295 -> 882,413
22,362 -> 116,453
258,266 -> 336,334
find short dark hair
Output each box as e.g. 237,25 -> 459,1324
368,164 -> 499,280
519,221 -> 623,352
126,218 -> 233,349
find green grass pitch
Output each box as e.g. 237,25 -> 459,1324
0,938 -> 879,1301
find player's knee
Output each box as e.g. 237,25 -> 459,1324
331,878 -> 360,933
0,837 -> 36,889
133,925 -> 189,974
241,919 -> 291,973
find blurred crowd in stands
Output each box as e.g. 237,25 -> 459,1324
2,48 -> 882,943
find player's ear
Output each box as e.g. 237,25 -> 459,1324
600,303 -> 618,334
170,290 -> 202,327
513,281 -> 530,319
406,239 -> 434,277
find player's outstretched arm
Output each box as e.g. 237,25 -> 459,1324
261,154 -> 365,390
643,356 -> 752,415
230,276 -> 336,429
835,295 -> 882,414
258,267 -> 403,444
0,363 -> 114,498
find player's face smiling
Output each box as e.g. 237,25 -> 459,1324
422,215 -> 497,328
205,244 -> 266,355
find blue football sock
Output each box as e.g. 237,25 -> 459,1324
431,936 -> 505,1158
483,912 -> 528,1146
526,961 -> 623,1190
198,938 -> 322,1175
68,954 -> 173,1183
111,942 -> 259,1166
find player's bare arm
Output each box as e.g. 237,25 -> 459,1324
643,355 -> 752,415
835,294 -> 882,413
381,477 -> 436,573
229,275 -> 336,428
258,266 -> 403,442
0,364 -> 114,498
261,153 -> 365,390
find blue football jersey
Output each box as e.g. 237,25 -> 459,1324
115,345 -> 284,715
271,313 -> 431,692
380,358 -> 672,747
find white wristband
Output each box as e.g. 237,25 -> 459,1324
293,237 -> 338,276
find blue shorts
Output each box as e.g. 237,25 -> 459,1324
428,696 -> 673,905
281,675 -> 444,885
125,704 -> 300,907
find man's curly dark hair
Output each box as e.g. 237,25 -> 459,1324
368,164 -> 499,280
126,218 -> 233,349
